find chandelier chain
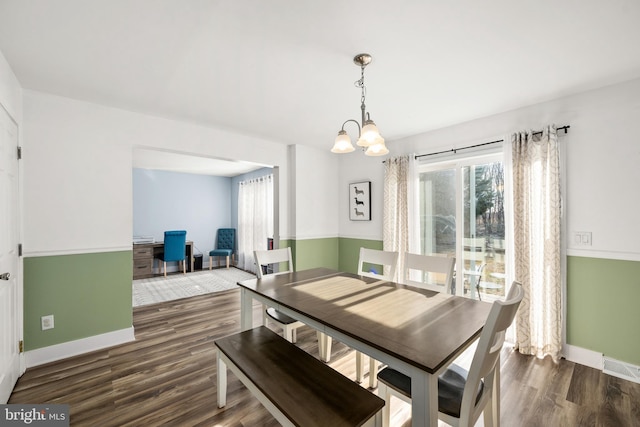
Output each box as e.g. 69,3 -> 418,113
355,65 -> 367,118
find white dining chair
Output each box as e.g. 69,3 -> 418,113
404,252 -> 456,294
376,281 -> 524,427
322,247 -> 399,388
254,247 -> 305,343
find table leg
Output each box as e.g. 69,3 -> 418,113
240,288 -> 253,331
411,370 -> 438,426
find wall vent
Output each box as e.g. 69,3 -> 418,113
603,356 -> 640,384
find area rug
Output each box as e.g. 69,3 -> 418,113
133,268 -> 256,307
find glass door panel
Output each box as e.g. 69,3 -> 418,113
418,168 -> 456,290
461,161 -> 505,300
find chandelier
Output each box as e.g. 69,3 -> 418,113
331,53 -> 388,156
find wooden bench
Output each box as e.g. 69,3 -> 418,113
215,326 -> 384,427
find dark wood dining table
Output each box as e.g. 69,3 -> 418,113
237,267 -> 492,427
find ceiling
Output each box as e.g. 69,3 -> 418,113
132,149 -> 265,177
1,0 -> 640,156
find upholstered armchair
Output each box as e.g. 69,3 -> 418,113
209,228 -> 236,269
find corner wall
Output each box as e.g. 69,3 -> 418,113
21,90 -> 291,356
337,78 -> 640,366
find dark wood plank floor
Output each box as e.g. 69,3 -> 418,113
9,290 -> 640,426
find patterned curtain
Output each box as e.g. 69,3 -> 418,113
511,125 -> 562,361
237,174 -> 274,274
383,155 -> 417,281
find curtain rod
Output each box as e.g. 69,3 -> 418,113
414,125 -> 570,160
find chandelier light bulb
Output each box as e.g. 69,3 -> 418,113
360,120 -> 381,146
364,138 -> 389,156
331,130 -> 355,153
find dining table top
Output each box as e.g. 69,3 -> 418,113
237,267 -> 492,374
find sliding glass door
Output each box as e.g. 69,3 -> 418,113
419,153 -> 506,300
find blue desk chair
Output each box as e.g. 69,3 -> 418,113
158,230 -> 187,277
209,228 -> 236,269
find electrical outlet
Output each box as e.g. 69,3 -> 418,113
572,231 -> 592,246
41,314 -> 54,330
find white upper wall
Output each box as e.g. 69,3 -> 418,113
290,145 -> 339,240
0,49 -> 21,123
339,78 -> 640,261
22,90 -> 291,256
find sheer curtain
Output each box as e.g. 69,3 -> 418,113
509,125 -> 562,362
383,155 -> 418,280
237,174 -> 273,274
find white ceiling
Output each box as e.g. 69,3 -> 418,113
1,0 -> 640,155
132,149 -> 266,177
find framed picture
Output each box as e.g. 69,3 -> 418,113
349,181 -> 371,221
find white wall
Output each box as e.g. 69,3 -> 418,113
290,145 -> 340,240
339,78 -> 640,261
0,50 -> 22,123
22,90 -> 291,256
337,153 -> 385,241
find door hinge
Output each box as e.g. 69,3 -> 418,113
17,146 -> 22,160
18,243 -> 23,256
19,340 -> 24,353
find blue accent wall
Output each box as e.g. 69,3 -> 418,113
132,168 -> 231,257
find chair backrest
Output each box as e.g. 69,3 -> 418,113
459,281 -> 524,423
216,228 -> 236,251
254,247 -> 293,279
357,248 -> 399,282
163,230 -> 187,262
404,252 -> 455,293
463,237 -> 486,262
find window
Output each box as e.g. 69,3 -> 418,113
418,152 -> 506,300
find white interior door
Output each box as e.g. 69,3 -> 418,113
0,105 -> 20,403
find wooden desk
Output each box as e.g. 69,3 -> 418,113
237,267 -> 492,427
132,241 -> 194,279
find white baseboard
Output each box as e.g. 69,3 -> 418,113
25,327 -> 135,368
563,343 -> 602,370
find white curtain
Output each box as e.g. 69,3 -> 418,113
510,125 -> 562,362
383,155 -> 417,281
238,174 -> 274,274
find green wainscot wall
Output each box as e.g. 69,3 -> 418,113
23,251 -> 133,351
567,256 -> 640,366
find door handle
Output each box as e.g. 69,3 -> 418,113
0,272 -> 10,280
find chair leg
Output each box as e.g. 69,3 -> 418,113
356,351 -> 366,383
163,261 -> 167,277
317,333 -> 333,362
283,325 -> 294,343
262,306 -> 268,327
226,255 -> 229,269
369,358 -> 379,388
183,260 -> 186,274
377,382 -> 391,427
209,256 -> 212,270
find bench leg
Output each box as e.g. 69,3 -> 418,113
217,350 -> 227,408
362,410 -> 383,427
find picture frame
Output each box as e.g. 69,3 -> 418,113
349,181 -> 371,221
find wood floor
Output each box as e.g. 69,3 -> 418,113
9,289 -> 640,426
